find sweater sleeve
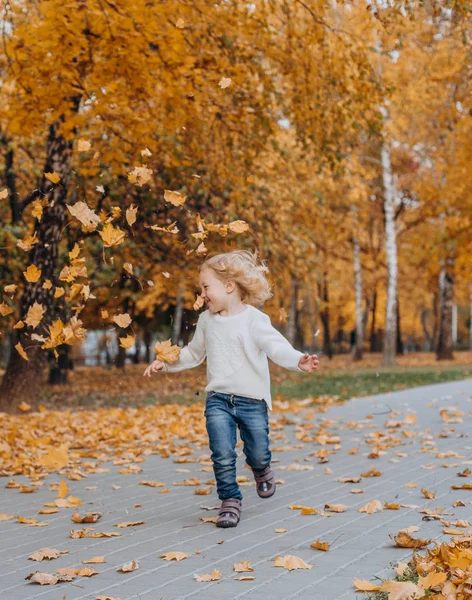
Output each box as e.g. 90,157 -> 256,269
162,313 -> 206,373
252,312 -> 304,372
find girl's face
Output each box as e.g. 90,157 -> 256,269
198,268 -> 234,313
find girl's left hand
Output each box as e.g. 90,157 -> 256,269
298,353 -> 320,373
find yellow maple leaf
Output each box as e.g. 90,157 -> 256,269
273,555 -> 312,571
44,171 -> 60,184
164,189 -> 187,206
25,302 -> 45,328
15,342 -> 29,360
67,201 -> 101,230
126,204 -> 138,226
119,335 -> 135,349
23,264 -> 42,282
194,569 -> 221,582
0,302 -> 14,317
380,580 -> 423,600
39,444 -> 69,470
18,401 -> 31,412
31,199 -> 43,221
17,233 -> 38,251
228,220 -> 249,234
160,552 -> 188,561
113,313 -> 132,328
128,166 -> 153,186
353,579 -> 381,592
99,222 -> 126,247
154,339 -> 181,364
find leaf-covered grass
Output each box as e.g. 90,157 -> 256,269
273,364 -> 472,403
363,560 -> 419,600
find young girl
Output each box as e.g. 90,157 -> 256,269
143,250 -> 319,528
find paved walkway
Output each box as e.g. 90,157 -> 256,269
1,379 -> 471,600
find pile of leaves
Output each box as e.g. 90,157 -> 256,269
357,532 -> 472,599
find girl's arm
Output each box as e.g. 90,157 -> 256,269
161,313 -> 207,373
253,312 -> 305,371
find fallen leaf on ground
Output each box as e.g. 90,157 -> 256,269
194,569 -> 221,582
310,540 -> 330,551
160,552 -> 188,561
234,561 -> 253,572
117,560 -> 139,573
390,531 -> 431,548
273,555 -> 312,570
29,548 -> 69,561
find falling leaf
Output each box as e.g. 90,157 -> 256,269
31,199 -> 43,220
126,205 -> 138,226
25,302 -> 46,328
58,480 -> 69,499
113,313 -> 132,328
164,189 -> 186,206
228,220 -> 249,233
0,302 -> 14,317
160,552 -> 188,561
275,528 -> 287,533
310,540 -> 330,552
117,560 -> 139,572
18,401 -> 31,412
194,569 -> 221,582
96,185 -> 105,194
15,342 -> 29,361
24,264 -> 42,282
154,339 -> 181,364
28,548 -> 69,561
17,233 -> 39,251
273,555 -> 312,571
99,223 -> 126,247
78,139 -> 91,151
175,18 -> 185,29
218,77 -> 232,88
0,188 -> 9,199
119,335 -> 135,350
421,488 -> 436,499
44,172 -> 60,184
359,499 -> 383,514
128,166 -> 153,186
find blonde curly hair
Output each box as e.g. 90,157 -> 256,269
200,250 -> 273,306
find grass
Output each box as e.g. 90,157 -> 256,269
273,364 -> 472,403
363,560 -> 421,600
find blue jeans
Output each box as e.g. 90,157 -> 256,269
204,391 -> 271,501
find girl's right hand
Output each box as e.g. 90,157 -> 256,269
143,359 -> 164,377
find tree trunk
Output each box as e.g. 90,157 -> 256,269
0,111 -> 78,412
286,276 -> 298,346
172,284 -> 184,345
319,273 -> 333,359
143,328 -> 152,364
396,293 -> 404,355
381,141 -> 398,366
469,284 -> 472,351
353,236 -> 364,361
369,289 -> 378,352
437,255 -> 455,360
421,308 -> 433,351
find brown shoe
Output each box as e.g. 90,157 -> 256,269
216,498 -> 242,528
253,466 -> 276,498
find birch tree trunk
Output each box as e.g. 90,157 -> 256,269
0,109 -> 79,412
381,140 -> 398,367
437,254 -> 455,360
353,236 -> 364,361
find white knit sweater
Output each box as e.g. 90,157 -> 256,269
162,304 -> 304,409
